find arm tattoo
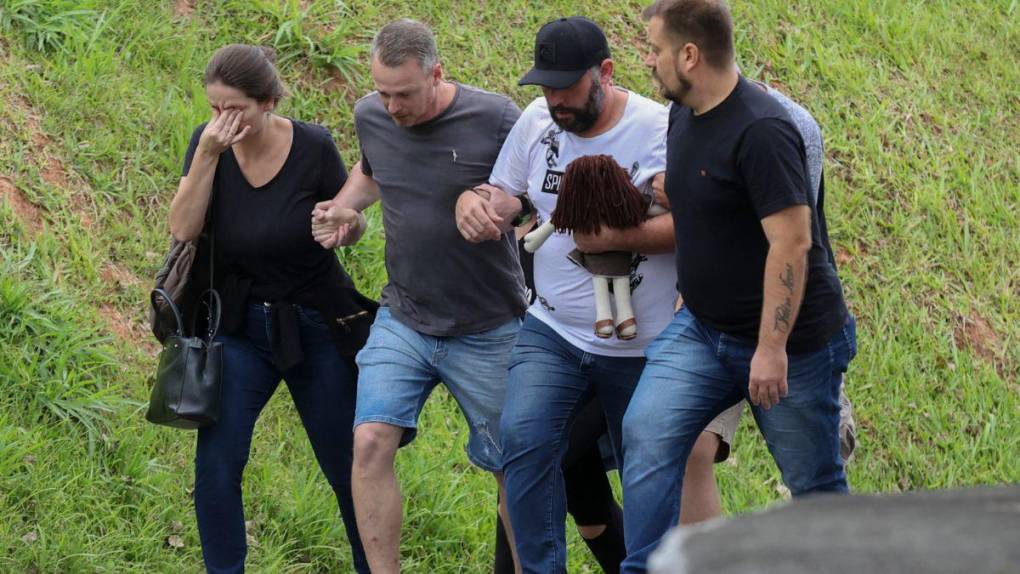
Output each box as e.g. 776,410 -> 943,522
774,264 -> 795,333
774,297 -> 792,333
779,263 -> 795,293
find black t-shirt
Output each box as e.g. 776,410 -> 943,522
182,119 -> 350,302
666,76 -> 847,352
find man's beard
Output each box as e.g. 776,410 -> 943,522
654,66 -> 692,106
549,78 -> 604,133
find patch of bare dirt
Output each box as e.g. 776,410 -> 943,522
101,262 -> 142,291
5,84 -> 147,350
955,312 -> 1000,362
173,0 -> 196,17
40,157 -> 67,188
97,259 -> 151,350
835,249 -> 853,267
98,303 -> 157,353
8,94 -> 96,229
835,242 -> 870,269
12,95 -> 51,149
0,177 -> 44,233
953,311 -> 1013,382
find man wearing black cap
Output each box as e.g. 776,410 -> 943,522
457,16 -> 707,573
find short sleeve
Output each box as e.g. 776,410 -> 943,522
181,124 -> 206,177
646,105 -> 669,174
359,144 -> 373,177
319,129 -> 348,201
488,101 -> 531,196
353,103 -> 374,177
496,99 -> 522,150
667,101 -> 681,135
737,117 -> 810,219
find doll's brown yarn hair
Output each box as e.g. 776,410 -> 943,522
550,154 -> 646,235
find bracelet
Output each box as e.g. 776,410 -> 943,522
511,194 -> 535,227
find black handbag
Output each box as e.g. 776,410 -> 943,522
145,287 -> 223,429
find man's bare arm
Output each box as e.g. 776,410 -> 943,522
749,204 -> 812,409
573,172 -> 674,254
573,212 -> 676,254
311,161 -> 381,248
757,205 -> 811,350
331,160 -> 381,210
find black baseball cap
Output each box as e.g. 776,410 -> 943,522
519,17 -> 611,89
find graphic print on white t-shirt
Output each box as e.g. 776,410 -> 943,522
489,90 -> 677,357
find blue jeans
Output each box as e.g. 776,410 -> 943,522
621,307 -> 855,573
501,314 -> 645,573
354,306 -> 521,471
195,304 -> 369,574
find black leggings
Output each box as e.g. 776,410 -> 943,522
494,397 -> 624,573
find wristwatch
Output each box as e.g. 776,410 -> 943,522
511,194 -> 535,227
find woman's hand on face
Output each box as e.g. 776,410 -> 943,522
198,108 -> 252,156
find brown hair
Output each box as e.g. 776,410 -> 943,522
642,0 -> 734,69
204,44 -> 285,103
551,155 -> 646,235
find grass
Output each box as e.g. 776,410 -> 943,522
0,0 -> 1017,571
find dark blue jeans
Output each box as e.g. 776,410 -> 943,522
500,314 -> 645,573
621,307 -> 856,573
194,304 -> 369,574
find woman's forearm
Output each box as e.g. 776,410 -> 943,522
169,150 -> 220,242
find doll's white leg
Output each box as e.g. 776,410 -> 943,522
592,276 -> 615,338
523,221 -> 555,253
612,276 -> 637,340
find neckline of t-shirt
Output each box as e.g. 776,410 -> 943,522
689,76 -> 746,123
565,88 -> 635,142
406,82 -> 462,131
234,118 -> 298,191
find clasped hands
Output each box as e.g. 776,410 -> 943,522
311,201 -> 364,249
455,183 -> 519,243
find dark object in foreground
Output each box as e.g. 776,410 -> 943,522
650,485 -> 1020,574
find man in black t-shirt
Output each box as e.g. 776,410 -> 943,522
620,2 -> 856,572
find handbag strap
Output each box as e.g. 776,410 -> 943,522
151,288 -> 185,337
189,288 -> 222,341
192,222 -> 219,341
209,226 -> 214,294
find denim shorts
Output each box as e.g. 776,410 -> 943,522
354,307 -> 521,472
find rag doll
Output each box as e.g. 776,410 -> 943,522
523,154 -> 665,340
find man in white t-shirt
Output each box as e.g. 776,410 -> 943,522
456,17 -> 724,573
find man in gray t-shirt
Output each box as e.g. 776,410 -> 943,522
355,82 -> 525,334
311,19 -> 525,574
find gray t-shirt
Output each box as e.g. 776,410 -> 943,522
764,85 -> 823,203
354,83 -> 527,336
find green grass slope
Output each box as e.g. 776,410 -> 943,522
0,0 -> 1017,571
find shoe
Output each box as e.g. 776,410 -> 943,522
615,318 -> 637,340
595,319 -> 614,338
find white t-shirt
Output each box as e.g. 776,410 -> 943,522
489,90 -> 677,357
